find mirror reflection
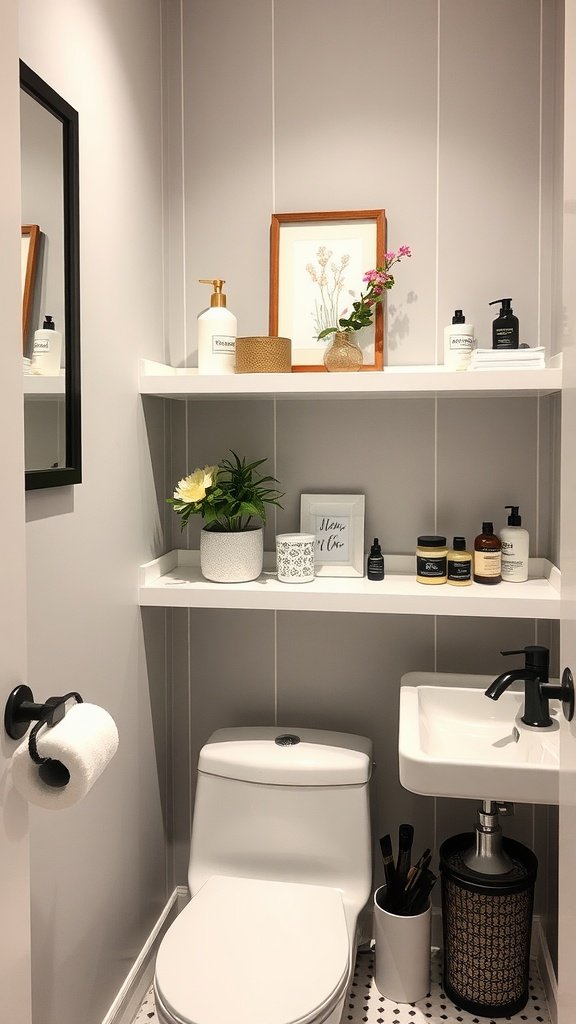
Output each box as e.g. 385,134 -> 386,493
21,87 -> 66,473
20,61 -> 81,489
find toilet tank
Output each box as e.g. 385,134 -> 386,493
188,727 -> 373,911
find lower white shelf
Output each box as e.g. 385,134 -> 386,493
139,551 -> 561,618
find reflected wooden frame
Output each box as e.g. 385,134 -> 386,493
269,210 -> 386,372
21,223 -> 40,353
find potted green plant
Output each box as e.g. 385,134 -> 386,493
167,451 -> 283,582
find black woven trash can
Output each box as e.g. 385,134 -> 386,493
440,832 -> 537,1018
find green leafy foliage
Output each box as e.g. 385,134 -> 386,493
167,451 -> 284,533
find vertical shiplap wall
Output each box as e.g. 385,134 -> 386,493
170,0 -> 560,370
164,0 -> 562,955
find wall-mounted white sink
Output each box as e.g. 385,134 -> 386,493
399,672 -> 559,805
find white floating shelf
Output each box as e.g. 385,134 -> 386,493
139,358 -> 562,400
23,373 -> 65,398
139,551 -> 561,619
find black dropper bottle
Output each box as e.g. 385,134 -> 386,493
489,298 -> 519,350
367,538 -> 385,580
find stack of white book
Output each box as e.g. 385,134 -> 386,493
469,346 -> 546,370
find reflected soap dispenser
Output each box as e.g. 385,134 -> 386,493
197,278 -> 237,374
32,314 -> 62,376
489,298 -> 519,349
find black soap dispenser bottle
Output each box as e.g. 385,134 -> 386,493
489,298 -> 519,349
367,538 -> 385,580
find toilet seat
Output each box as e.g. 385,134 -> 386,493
154,875 -> 351,1024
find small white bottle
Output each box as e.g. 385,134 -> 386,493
197,278 -> 237,374
31,314 -> 62,376
443,309 -> 475,370
500,505 -> 529,582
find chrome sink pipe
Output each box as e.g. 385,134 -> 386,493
463,799 -> 513,874
485,645 -> 561,727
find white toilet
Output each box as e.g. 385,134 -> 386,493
154,726 -> 373,1024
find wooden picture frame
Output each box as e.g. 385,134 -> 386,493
269,210 -> 386,372
300,493 -> 365,577
21,223 -> 41,353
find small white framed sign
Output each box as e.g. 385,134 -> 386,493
300,494 -> 365,577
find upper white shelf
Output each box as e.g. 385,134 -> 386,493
23,373 -> 65,398
139,551 -> 561,619
139,358 -> 562,399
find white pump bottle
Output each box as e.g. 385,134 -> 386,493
443,309 -> 475,370
197,278 -> 237,374
500,505 -> 529,582
32,314 -> 62,376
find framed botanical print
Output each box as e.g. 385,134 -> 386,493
269,210 -> 386,372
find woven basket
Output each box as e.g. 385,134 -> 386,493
440,832 -> 537,1018
235,336 -> 292,373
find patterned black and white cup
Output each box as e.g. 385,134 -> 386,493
275,533 -> 316,584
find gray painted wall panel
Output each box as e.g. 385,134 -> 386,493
169,0 -> 561,953
182,0 -> 273,354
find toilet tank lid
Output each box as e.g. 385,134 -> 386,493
198,727 -> 373,785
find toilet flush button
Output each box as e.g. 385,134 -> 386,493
275,734 -> 301,746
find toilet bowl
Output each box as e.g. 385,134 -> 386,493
155,876 -> 352,1024
154,727 -> 373,1024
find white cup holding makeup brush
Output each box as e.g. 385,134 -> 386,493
373,885 -> 431,1003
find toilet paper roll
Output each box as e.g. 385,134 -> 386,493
10,702 -> 119,810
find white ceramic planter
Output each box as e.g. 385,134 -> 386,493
200,527 -> 264,583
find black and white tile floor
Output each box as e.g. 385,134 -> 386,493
133,948 -> 551,1024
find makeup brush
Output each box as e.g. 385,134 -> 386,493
405,853 -> 432,893
379,834 -> 396,894
395,823 -> 414,891
405,869 -> 437,916
414,847 -> 431,871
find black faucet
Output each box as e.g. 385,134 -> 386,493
485,646 -> 563,727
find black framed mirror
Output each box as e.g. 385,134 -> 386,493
20,60 -> 81,490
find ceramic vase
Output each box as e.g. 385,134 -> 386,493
200,527 -> 264,583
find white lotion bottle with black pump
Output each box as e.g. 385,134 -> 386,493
500,505 -> 529,582
32,314 -> 62,376
197,278 -> 237,374
443,310 -> 475,370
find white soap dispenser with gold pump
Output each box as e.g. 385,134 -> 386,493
197,278 -> 237,374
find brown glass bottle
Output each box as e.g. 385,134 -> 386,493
474,521 -> 502,584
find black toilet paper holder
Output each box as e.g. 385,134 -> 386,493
4,684 -> 83,741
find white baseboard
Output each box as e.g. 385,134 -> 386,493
100,886 -> 188,1024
